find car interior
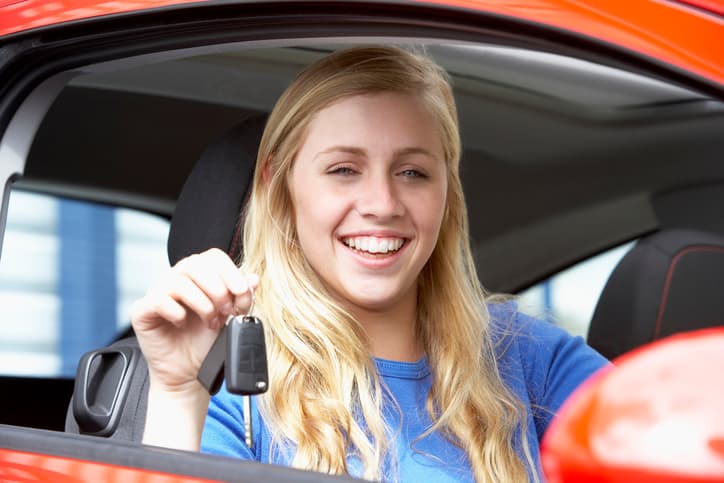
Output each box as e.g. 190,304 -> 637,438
2,11 -> 724,478
588,228 -> 724,360
20,44 -> 724,291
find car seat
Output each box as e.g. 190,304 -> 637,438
587,228 -> 724,361
65,114 -> 267,440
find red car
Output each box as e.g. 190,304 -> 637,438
0,1 -> 722,482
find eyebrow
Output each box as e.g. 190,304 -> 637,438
314,145 -> 437,160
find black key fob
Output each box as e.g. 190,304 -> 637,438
225,315 -> 269,395
197,323 -> 227,395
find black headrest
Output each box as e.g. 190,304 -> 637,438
587,228 -> 724,360
167,114 -> 267,265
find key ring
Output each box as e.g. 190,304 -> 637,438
227,277 -> 255,324
245,282 -> 255,317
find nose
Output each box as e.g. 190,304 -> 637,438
357,172 -> 404,219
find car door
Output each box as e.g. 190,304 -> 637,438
0,1 -> 722,481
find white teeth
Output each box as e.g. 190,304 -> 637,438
342,236 -> 404,254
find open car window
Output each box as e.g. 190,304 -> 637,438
26,41 -> 720,295
518,242 -> 635,337
0,188 -> 169,378
4,37 -> 724,386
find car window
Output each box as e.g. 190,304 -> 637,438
0,188 -> 169,377
517,242 -> 635,338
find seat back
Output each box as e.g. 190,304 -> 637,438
65,114 -> 266,439
587,228 -> 724,360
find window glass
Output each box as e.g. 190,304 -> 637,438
116,210 -> 172,331
517,242 -> 634,338
0,189 -> 169,377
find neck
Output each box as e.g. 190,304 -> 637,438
351,292 -> 423,363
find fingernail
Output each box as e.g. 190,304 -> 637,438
246,273 -> 260,286
210,316 -> 220,330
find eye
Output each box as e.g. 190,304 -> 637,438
399,169 -> 427,179
328,166 -> 358,176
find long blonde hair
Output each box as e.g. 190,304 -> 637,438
240,46 -> 535,482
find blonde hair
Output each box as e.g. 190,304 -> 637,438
240,46 -> 536,482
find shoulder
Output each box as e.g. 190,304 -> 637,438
488,301 -> 605,368
487,301 -> 610,436
489,301 -> 569,342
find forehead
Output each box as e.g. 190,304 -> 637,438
297,92 -> 445,158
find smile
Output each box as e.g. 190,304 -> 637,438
341,236 -> 406,255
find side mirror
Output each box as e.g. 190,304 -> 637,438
542,328 -> 724,482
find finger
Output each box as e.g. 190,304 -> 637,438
166,272 -> 218,326
155,296 -> 189,328
175,253 -> 235,316
245,272 -> 260,289
131,294 -> 187,330
211,255 -> 251,297
191,249 -> 253,308
232,285 -> 255,315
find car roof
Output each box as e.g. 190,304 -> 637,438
1,0 -> 723,85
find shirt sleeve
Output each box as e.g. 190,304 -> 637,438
200,385 -> 256,460
494,305 -> 611,439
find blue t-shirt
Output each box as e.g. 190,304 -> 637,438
201,305 -> 609,480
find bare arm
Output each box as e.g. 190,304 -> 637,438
130,248 -> 258,450
143,381 -> 210,450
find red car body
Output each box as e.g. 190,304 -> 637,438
0,1 -> 722,482
1,0 -> 723,84
542,328 -> 724,483
0,447 -> 221,483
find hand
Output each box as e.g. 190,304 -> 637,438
131,248 -> 258,395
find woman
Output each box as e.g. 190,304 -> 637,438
132,46 -> 608,482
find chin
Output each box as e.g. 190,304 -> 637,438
342,287 -> 409,313
352,298 -> 398,312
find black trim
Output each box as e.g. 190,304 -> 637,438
0,424 -> 357,482
1,1 -> 723,141
0,377 -> 73,431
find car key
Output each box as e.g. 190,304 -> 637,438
198,284 -> 269,396
225,315 -> 268,395
198,283 -> 268,450
226,314 -> 268,450
197,320 -> 228,395
197,316 -> 269,395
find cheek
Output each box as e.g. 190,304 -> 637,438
411,188 -> 447,240
292,184 -> 347,248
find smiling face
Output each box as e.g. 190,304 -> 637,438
288,92 -> 448,320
